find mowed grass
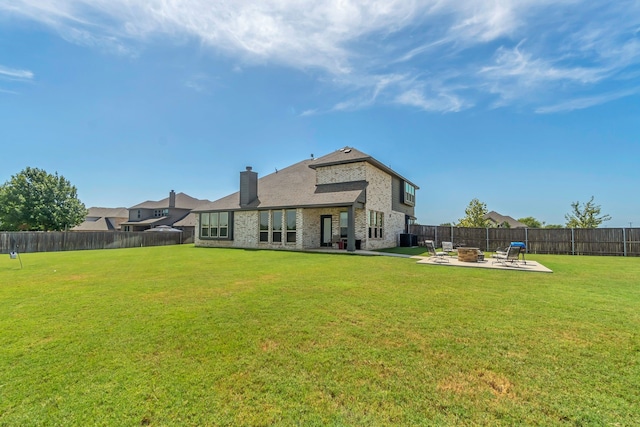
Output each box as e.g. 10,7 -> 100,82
1,246 -> 639,426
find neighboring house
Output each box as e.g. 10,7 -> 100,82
72,207 -> 129,231
194,147 -> 419,252
172,201 -> 212,243
484,211 -> 528,228
121,190 -> 209,232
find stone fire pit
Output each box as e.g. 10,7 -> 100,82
457,247 -> 480,262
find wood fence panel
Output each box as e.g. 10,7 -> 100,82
1,231 -> 183,254
525,228 -> 573,254
409,225 -> 640,256
487,228 -> 527,252
626,228 -> 640,256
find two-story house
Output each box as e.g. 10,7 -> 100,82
194,147 -> 419,251
122,190 -> 209,233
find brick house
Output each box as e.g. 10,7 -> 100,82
194,147 -> 419,251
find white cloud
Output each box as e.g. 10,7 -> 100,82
2,0 -> 639,113
0,65 -> 34,80
536,88 -> 640,113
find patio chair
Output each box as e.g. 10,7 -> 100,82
492,245 -> 522,266
425,240 -> 449,263
442,241 -> 455,254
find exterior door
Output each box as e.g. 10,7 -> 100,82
320,215 -> 333,247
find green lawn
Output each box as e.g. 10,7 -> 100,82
1,246 -> 639,426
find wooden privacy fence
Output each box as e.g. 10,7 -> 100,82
1,231 -> 183,254
409,225 -> 640,257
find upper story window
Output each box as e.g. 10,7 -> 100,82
154,209 -> 169,217
403,182 -> 416,206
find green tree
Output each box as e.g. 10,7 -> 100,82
457,198 -> 489,227
0,167 -> 87,231
564,196 -> 611,228
518,216 -> 542,228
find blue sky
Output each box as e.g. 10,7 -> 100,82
1,1 -> 639,227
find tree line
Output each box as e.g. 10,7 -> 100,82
452,198 -> 611,229
0,167 -> 614,232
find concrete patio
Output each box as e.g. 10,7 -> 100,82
413,255 -> 553,273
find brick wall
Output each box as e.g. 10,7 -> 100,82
315,162 -> 366,185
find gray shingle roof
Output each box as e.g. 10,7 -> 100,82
72,207 -> 129,231
484,211 -> 528,228
129,192 -> 207,210
195,147 -> 416,212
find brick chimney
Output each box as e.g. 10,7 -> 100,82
239,167 -> 258,207
169,190 -> 176,208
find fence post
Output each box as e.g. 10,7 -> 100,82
525,228 -> 528,253
623,228 -> 627,257
571,228 -> 575,255
486,227 -> 489,252
451,225 -> 454,247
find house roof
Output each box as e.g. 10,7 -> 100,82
129,192 -> 207,210
484,211 -> 528,228
71,207 -> 128,231
121,217 -> 168,226
173,212 -> 198,227
196,147 -> 419,212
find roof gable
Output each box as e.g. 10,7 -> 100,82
310,147 -> 418,189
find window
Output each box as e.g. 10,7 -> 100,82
154,208 -> 169,217
340,211 -> 348,238
200,213 -> 209,237
200,212 -> 231,239
259,211 -> 269,242
259,209 -> 297,244
137,210 -> 141,219
368,210 -> 384,239
286,209 -> 296,243
403,182 -> 416,206
272,211 -> 282,242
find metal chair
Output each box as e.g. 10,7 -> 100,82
492,245 -> 522,266
425,240 -> 449,263
442,241 -> 455,254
